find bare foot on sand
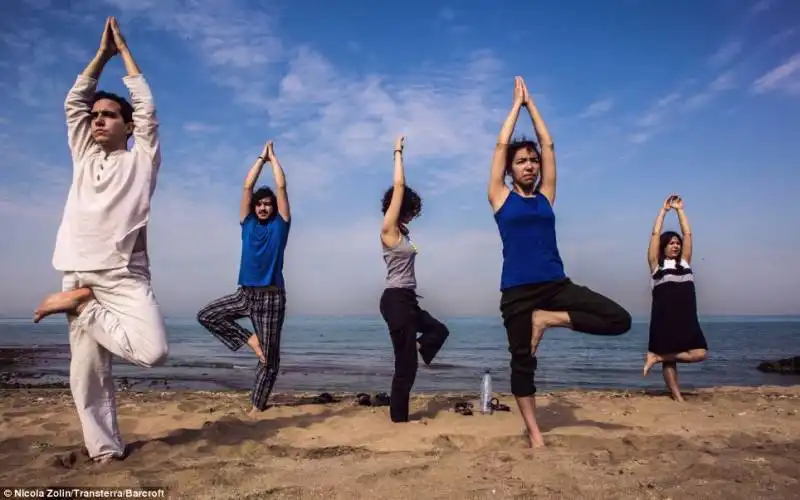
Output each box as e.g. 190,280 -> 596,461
33,288 -> 92,323
643,352 -> 661,376
524,428 -> 546,449
246,335 -> 266,363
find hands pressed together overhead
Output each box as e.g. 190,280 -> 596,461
663,194 -> 685,211
513,76 -> 535,107
99,16 -> 128,58
260,140 -> 277,162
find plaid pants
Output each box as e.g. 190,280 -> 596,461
197,286 -> 286,410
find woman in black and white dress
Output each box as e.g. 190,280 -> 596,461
643,194 -> 708,401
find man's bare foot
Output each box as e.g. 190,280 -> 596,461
246,335 -> 266,363
33,288 -> 93,323
643,351 -> 661,376
670,393 -> 685,403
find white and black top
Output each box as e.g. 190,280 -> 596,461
648,258 -> 708,355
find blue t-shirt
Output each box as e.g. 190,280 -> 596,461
494,191 -> 565,291
237,213 -> 291,288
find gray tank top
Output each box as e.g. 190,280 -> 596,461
382,233 -> 417,289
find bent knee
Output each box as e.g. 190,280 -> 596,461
136,343 -> 168,368
196,308 -> 214,326
609,308 -> 632,335
693,349 -> 708,362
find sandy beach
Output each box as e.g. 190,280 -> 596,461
0,386 -> 798,499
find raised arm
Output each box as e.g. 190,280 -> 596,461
648,195 -> 673,272
110,18 -> 160,166
488,77 -> 525,212
265,142 -> 290,222
670,196 -> 693,265
520,78 -> 556,206
381,136 -> 406,246
240,142 -> 270,223
65,18 -> 116,164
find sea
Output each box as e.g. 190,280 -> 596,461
1,315 -> 798,394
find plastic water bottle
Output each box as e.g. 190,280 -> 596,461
480,369 -> 492,414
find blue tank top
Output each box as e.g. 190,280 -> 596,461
494,191 -> 565,291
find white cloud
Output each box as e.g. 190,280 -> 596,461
751,53 -> 800,95
768,27 -> 797,45
579,98 -> 614,119
183,121 -> 220,133
751,0 -> 775,14
709,71 -> 736,92
3,0 -> 799,320
709,41 -> 743,68
439,8 -> 456,21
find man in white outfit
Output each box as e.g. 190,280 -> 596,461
33,16 -> 168,464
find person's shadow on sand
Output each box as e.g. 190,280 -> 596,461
536,399 -> 630,433
35,403 -> 362,469
125,405 -> 360,457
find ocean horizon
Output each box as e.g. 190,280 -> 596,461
1,314 -> 798,394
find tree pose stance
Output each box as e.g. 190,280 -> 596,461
33,17 -> 168,463
644,194 -> 708,402
379,136 -> 450,423
488,77 -> 631,447
197,140 -> 291,417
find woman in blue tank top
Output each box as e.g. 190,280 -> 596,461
488,77 -> 632,448
378,135 -> 450,423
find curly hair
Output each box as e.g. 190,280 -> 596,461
505,136 -> 541,177
250,186 -> 277,219
381,185 -> 422,231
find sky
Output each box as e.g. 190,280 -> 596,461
1,0 -> 799,318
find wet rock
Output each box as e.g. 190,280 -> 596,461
757,356 -> 800,375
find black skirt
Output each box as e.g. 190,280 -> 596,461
648,262 -> 708,354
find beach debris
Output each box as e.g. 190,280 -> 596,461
30,440 -> 51,451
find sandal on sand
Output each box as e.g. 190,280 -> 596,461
454,402 -> 473,416
373,392 -> 391,407
490,398 -> 511,412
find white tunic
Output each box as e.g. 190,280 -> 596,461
52,74 -> 161,272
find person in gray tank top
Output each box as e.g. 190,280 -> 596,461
378,135 -> 450,423
382,230 -> 417,289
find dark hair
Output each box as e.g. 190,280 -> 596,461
381,185 -> 422,234
658,231 -> 683,270
505,136 -> 542,181
250,186 -> 277,219
92,91 -> 134,123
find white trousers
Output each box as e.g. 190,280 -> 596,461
63,252 -> 168,459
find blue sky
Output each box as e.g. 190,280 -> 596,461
1,0 -> 798,318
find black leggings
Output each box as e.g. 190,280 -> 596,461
500,278 -> 631,397
379,288 -> 450,422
